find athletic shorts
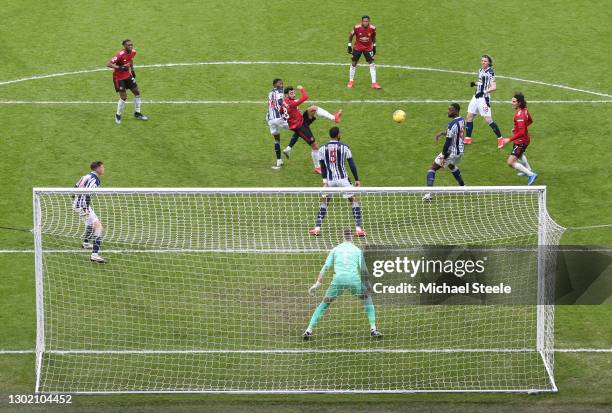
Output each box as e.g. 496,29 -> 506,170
467,95 -> 492,117
511,143 -> 528,158
352,49 -> 374,62
73,206 -> 98,226
323,178 -> 355,199
268,118 -> 289,135
434,152 -> 463,168
113,76 -> 137,92
325,280 -> 367,300
291,111 -> 316,144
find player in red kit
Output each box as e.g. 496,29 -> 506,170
281,85 -> 343,174
499,92 -> 538,185
106,39 -> 148,124
347,15 -> 381,89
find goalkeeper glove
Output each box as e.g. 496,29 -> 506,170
470,81 -> 477,87
475,92 -> 484,98
347,44 -> 353,54
308,281 -> 322,296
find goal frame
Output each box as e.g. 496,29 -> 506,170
32,186 -> 558,394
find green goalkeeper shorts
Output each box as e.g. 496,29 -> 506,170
325,281 -> 366,299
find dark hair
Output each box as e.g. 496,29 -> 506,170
283,86 -> 294,95
122,39 -> 132,46
272,78 -> 282,86
90,161 -> 104,170
482,54 -> 493,66
329,126 -> 340,139
513,92 -> 527,109
362,15 -> 370,20
450,102 -> 461,112
343,227 -> 353,241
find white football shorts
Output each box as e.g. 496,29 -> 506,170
268,118 -> 289,135
467,95 -> 492,117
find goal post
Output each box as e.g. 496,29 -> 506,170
33,186 -> 564,394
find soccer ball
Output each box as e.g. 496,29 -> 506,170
393,110 -> 406,123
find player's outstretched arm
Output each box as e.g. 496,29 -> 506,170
295,86 -> 309,104
347,30 -> 354,53
309,274 -> 324,296
348,157 -> 360,183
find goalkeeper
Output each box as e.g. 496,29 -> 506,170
303,228 -> 382,340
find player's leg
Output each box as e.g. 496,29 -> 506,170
309,195 -> 328,235
268,121 -> 284,169
89,214 -> 105,263
447,164 -> 465,186
365,52 -> 381,89
507,146 -> 537,184
424,158 -> 443,200
516,154 -> 532,176
464,97 -> 479,144
130,85 -> 148,121
283,133 -> 299,158
307,105 -> 343,124
484,110 -> 503,148
348,195 -> 366,236
348,51 -> 361,88
304,291 -> 338,340
82,222 -> 93,249
115,80 -> 128,124
351,284 -> 381,337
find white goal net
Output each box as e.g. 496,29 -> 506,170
33,186 -> 563,393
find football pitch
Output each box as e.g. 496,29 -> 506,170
1,0 -> 611,411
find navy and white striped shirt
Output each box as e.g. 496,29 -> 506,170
443,116 -> 465,157
72,172 -> 100,210
475,67 -> 496,97
319,141 -> 358,181
267,88 -> 284,121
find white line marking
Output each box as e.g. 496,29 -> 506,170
0,350 -> 35,354
569,224 -> 612,230
1,61 -> 610,98
0,100 -> 610,105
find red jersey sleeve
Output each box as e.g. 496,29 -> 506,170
287,88 -> 308,106
371,25 -> 377,42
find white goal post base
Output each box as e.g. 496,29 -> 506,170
33,186 -> 563,394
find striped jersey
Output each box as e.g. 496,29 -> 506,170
475,67 -> 496,97
267,87 -> 284,121
319,140 -> 353,181
72,172 -> 100,210
444,116 -> 465,157
320,241 -> 367,284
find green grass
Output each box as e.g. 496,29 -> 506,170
1,0 -> 611,410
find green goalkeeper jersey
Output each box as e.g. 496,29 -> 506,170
320,241 -> 368,284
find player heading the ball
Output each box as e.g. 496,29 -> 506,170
309,127 -> 365,237
465,54 -> 503,145
107,39 -> 148,124
304,228 -> 382,341
347,15 -> 381,89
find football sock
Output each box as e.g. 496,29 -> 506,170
363,296 -> 376,330
315,107 -> 335,121
426,170 -> 436,186
83,225 -> 93,243
274,140 -> 281,160
465,121 -> 474,138
351,200 -> 362,227
134,95 -> 142,113
92,236 -> 102,254
369,63 -> 377,83
349,65 -> 356,81
488,121 -> 502,138
307,302 -> 330,331
512,162 -> 534,177
520,155 -> 532,170
316,203 -> 328,227
288,133 -> 299,148
452,168 -> 465,186
116,99 -> 126,115
311,150 -> 319,168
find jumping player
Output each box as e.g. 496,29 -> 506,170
424,103 -> 466,200
464,55 -> 502,145
499,92 -> 538,185
347,15 -> 381,89
107,39 -> 148,124
281,86 -> 342,174
309,127 -> 366,236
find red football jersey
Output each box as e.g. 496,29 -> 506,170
510,108 -> 533,145
281,88 -> 309,130
110,49 -> 136,80
351,24 -> 376,51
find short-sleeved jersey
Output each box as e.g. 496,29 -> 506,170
72,172 -> 101,210
320,241 -> 367,284
351,24 -> 376,51
267,88 -> 284,121
281,88 -> 309,129
511,108 -> 533,145
444,116 -> 465,157
475,67 -> 495,97
110,49 -> 136,80
319,141 -> 353,181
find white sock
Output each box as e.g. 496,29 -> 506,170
311,150 -> 319,168
116,99 -> 126,115
520,155 -> 531,170
512,162 -> 534,177
134,96 -> 142,113
316,107 -> 335,121
349,65 -> 356,81
369,63 -> 377,83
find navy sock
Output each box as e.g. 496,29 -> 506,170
93,236 -> 102,254
452,169 -> 465,186
489,121 -> 502,138
316,205 -> 327,227
274,141 -> 281,160
83,225 -> 93,243
427,170 -> 436,187
289,133 -> 299,148
352,205 -> 362,227
466,121 -> 474,138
